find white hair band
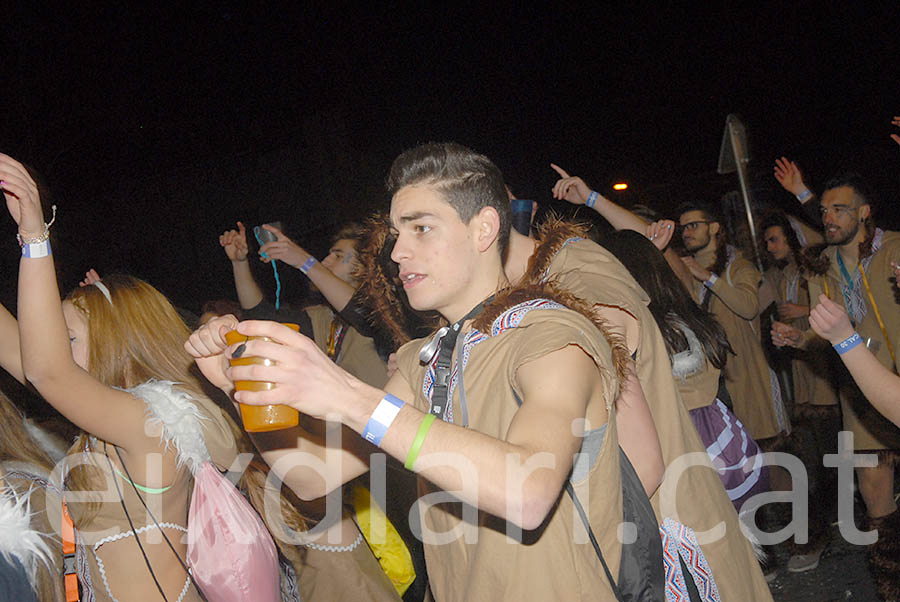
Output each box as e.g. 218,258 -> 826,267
92,281 -> 113,305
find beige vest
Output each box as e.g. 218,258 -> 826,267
807,231 -> 900,450
765,263 -> 839,407
541,233 -> 772,602
396,305 -> 625,602
692,246 -> 783,440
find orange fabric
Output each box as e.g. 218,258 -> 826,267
62,499 -> 79,601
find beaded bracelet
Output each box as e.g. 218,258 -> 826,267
16,205 -> 58,247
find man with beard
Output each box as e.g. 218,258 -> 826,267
772,174 -> 900,601
676,203 -> 789,447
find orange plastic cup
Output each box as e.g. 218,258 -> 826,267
225,323 -> 301,432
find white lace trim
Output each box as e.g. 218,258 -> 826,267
93,522 -> 190,602
125,380 -> 212,475
302,531 -> 363,553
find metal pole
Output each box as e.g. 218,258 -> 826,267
727,116 -> 765,272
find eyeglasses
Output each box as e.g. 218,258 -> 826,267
679,220 -> 710,232
818,205 -> 857,218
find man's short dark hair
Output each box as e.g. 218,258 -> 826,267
387,142 -> 512,255
822,172 -> 877,210
675,201 -> 721,224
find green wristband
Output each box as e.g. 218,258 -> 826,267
405,414 -> 436,470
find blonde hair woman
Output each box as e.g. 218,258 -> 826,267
0,153 -> 247,601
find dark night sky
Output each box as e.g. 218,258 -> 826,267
0,3 -> 898,314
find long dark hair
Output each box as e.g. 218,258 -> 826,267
599,230 -> 732,369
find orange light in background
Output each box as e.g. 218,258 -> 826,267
612,183 -> 628,191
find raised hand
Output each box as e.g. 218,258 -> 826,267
220,221 -> 249,262
892,116 -> 900,147
646,219 -> 675,251
771,320 -> 803,348
809,294 -> 855,345
550,164 -> 593,205
185,314 -> 241,392
0,154 -> 45,239
777,302 -> 809,321
258,224 -> 311,268
79,269 -> 102,287
773,157 -> 809,198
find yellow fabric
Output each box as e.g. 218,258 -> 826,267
352,485 -> 416,596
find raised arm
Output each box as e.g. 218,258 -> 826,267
550,163 -> 649,233
774,157 -> 820,225
809,294 -> 900,426
0,303 -> 24,383
0,154 -> 164,453
258,224 -> 355,312
223,320 -> 601,529
221,221 -> 264,309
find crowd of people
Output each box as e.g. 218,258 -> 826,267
0,119 -> 897,601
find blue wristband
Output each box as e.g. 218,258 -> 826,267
362,394 -> 405,447
586,191 -> 599,209
299,257 -> 317,275
834,332 -> 863,354
796,188 -> 813,203
704,273 -> 719,288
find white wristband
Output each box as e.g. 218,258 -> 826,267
21,240 -> 51,258
704,273 -> 719,288
795,188 -> 813,202
362,394 -> 405,447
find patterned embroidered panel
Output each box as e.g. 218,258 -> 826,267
422,298 -> 565,423
659,517 -> 721,602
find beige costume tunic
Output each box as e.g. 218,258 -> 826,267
691,245 -> 786,440
531,224 -> 772,602
765,262 -> 839,408
805,230 -> 900,450
396,298 -> 628,602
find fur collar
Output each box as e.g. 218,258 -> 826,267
472,283 -> 631,397
519,215 -> 591,286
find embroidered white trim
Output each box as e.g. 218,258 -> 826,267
126,380 -> 212,475
0,486 -> 54,586
302,531 -> 363,553
93,522 -> 189,602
